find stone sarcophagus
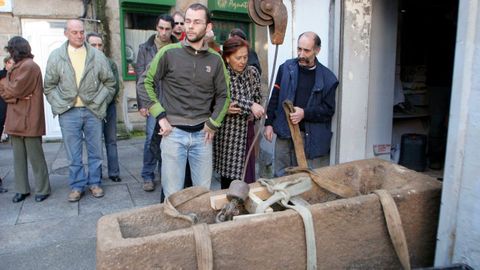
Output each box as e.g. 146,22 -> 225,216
96,159 -> 442,269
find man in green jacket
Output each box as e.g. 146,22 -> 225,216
86,32 -> 122,184
44,19 -> 116,202
144,3 -> 230,198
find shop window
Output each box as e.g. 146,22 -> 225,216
208,0 -> 255,45
119,0 -> 174,80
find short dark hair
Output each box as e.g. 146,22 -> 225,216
299,32 -> 321,49
5,36 -> 33,62
155,14 -> 175,29
221,36 -> 249,63
229,28 -> 247,41
186,3 -> 211,24
86,32 -> 102,43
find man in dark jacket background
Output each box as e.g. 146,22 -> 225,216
134,14 -> 177,192
86,32 -> 122,183
264,31 -> 338,177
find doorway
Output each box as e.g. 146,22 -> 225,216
392,0 -> 458,177
21,19 -> 67,140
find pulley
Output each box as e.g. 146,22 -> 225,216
248,0 -> 287,45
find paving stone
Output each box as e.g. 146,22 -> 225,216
128,181 -> 162,207
17,186 -> 78,224
79,184 -> 134,215
0,238 -> 96,270
0,191 -> 22,226
0,212 -> 102,255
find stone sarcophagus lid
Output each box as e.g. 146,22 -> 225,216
96,159 -> 442,269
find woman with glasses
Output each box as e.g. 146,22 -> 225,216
214,36 -> 265,189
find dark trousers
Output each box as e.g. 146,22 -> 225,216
0,97 -> 6,137
428,86 -> 451,166
103,102 -> 120,177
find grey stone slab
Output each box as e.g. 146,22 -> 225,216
0,238 -> 96,270
47,174 -> 71,191
0,211 -> 102,255
17,186 -> 78,224
128,181 -> 162,207
0,191 -> 21,226
117,146 -> 146,181
101,170 -> 140,185
79,184 -> 134,215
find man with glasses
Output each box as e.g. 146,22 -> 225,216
172,11 -> 186,41
86,32 -> 121,184
143,3 -> 230,198
135,14 -> 177,192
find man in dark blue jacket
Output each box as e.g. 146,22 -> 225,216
264,31 -> 338,177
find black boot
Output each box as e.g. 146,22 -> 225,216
0,177 -> 7,193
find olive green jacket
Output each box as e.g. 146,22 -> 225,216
44,41 -> 116,119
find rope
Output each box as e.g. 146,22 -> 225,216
241,45 -> 280,181
163,187 -> 210,225
373,190 -> 411,270
192,223 -> 213,270
258,178 -> 317,270
286,167 -> 357,198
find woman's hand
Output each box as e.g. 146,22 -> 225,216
250,102 -> 265,119
228,101 -> 241,115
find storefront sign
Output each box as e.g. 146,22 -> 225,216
209,0 -> 248,14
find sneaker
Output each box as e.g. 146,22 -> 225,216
143,181 -> 155,192
68,190 -> 83,202
89,186 -> 104,198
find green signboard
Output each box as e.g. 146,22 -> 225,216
120,0 -> 175,6
208,0 -> 248,14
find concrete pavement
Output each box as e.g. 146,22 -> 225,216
0,137 -> 220,269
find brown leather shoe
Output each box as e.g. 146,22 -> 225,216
143,181 -> 155,192
89,186 -> 104,198
68,190 -> 83,202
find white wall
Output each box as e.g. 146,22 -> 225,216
365,0 -> 398,159
334,0 -> 398,163
336,0 -> 372,163
435,0 -> 480,267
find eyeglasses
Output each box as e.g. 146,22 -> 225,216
175,22 -> 184,26
184,19 -> 206,26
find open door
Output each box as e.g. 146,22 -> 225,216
21,19 -> 66,140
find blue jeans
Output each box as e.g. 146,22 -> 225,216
160,128 -> 212,198
59,108 -> 103,191
141,115 -> 161,182
103,102 -> 119,178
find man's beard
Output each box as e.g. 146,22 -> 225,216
298,57 -> 315,68
187,31 -> 206,43
298,57 -> 311,65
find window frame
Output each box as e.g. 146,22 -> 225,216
119,0 -> 174,80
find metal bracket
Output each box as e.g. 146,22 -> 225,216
248,0 -> 288,45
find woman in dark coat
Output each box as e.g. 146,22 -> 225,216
0,36 -> 51,202
214,37 -> 264,189
0,56 -> 14,193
